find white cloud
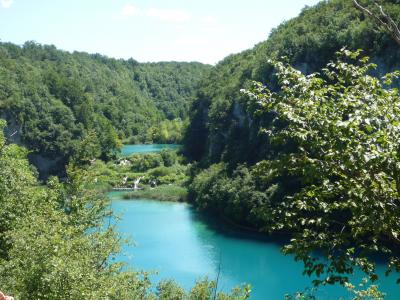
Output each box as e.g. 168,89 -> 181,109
1,0 -> 13,9
122,4 -> 142,16
146,8 -> 191,23
121,4 -> 190,23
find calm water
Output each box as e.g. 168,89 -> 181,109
111,144 -> 399,299
109,193 -> 400,300
120,144 -> 181,156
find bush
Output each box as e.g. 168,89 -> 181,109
160,149 -> 178,167
149,166 -> 173,178
130,153 -> 164,172
156,280 -> 185,300
123,184 -> 188,202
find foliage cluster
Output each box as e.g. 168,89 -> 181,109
0,119 -> 148,299
145,118 -> 187,144
242,49 -> 400,286
189,163 -> 270,229
189,49 -> 400,294
153,279 -> 251,300
0,119 -> 249,299
184,0 -> 400,164
123,184 -> 188,202
185,0 -> 400,294
88,150 -> 188,198
0,41 -> 210,174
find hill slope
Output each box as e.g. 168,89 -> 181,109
0,41 -> 210,175
184,0 -> 400,224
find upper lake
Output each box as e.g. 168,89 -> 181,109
120,144 -> 181,156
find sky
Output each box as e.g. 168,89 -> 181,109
0,0 -> 321,65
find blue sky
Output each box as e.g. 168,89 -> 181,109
0,0 -> 321,64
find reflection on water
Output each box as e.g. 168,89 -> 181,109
109,194 -> 400,299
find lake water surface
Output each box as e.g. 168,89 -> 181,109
110,193 -> 400,300
111,144 -> 399,299
120,144 -> 181,156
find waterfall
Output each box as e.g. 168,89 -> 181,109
133,176 -> 143,190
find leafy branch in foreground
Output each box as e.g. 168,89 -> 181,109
242,49 -> 400,287
0,118 -> 250,299
0,119 -> 147,299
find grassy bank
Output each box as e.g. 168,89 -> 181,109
122,184 -> 188,202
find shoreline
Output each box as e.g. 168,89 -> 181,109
114,184 -> 188,202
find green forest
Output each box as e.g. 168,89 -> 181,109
184,0 -> 400,298
0,41 -> 210,175
2,0 -> 400,299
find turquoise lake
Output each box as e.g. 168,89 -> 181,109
120,144 -> 181,156
109,193 -> 400,300
110,144 -> 400,299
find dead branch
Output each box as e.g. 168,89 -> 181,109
353,0 -> 400,46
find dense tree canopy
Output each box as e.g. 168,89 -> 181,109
0,41 -> 210,175
185,0 -> 400,294
184,0 -> 400,165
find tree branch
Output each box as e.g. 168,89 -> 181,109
353,0 -> 400,46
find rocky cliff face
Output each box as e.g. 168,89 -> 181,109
1,113 -> 65,178
1,113 -> 22,146
28,154 -> 65,179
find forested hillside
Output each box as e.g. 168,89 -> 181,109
185,0 -> 400,290
0,41 -> 210,175
2,0 -> 400,297
185,0 -> 400,165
